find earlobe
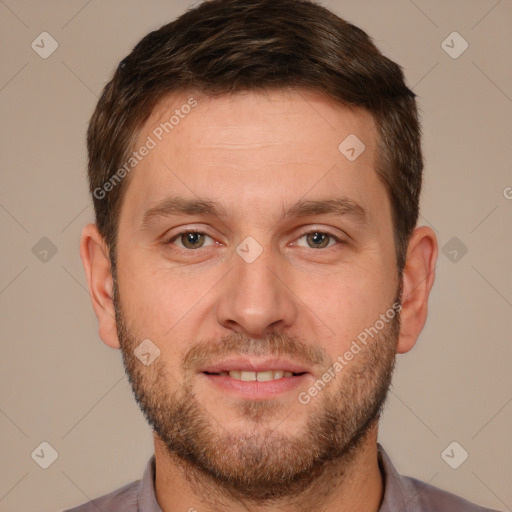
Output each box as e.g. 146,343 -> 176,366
396,226 -> 438,354
80,223 -> 121,349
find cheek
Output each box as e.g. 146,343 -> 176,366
116,253 -> 216,368
294,260 -> 393,351
116,254 -> 172,341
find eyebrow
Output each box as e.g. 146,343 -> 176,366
140,195 -> 368,229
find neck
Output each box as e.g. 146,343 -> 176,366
154,425 -> 384,512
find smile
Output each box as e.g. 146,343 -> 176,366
205,370 -> 305,381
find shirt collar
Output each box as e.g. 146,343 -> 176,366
137,454 -> 162,512
138,443 -> 407,512
377,442 -> 409,512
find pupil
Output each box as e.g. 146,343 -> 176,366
185,233 -> 202,247
309,232 -> 327,248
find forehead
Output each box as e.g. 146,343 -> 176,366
144,88 -> 377,160
120,88 -> 388,230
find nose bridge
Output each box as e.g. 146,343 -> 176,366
216,237 -> 297,336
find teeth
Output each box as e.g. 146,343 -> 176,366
256,371 -> 274,381
240,371 -> 256,381
225,370 -> 297,381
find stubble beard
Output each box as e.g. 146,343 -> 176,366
113,280 -> 401,503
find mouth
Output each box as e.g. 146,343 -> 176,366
203,370 -> 307,381
199,357 -> 312,399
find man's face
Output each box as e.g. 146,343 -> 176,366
113,89 -> 401,499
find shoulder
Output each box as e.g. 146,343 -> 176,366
377,444 -> 502,512
62,479 -> 140,512
400,474 -> 502,512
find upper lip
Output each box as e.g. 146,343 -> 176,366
199,357 -> 311,374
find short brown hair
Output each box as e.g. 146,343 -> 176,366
87,0 -> 422,277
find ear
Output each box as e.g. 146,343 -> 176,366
80,223 -> 121,349
396,225 -> 438,354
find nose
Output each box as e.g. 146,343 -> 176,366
216,245 -> 298,338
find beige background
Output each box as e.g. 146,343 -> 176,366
1,0 -> 511,511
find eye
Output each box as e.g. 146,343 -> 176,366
166,231 -> 216,250
164,229 -> 345,252
294,230 -> 343,249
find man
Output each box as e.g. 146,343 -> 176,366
70,0 -> 500,510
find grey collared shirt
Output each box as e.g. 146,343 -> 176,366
63,443 -> 501,511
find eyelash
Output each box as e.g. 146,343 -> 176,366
164,229 -> 346,251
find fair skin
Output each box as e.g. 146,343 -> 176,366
80,89 -> 437,512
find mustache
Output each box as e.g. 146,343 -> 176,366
182,332 -> 331,372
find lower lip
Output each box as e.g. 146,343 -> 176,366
200,373 -> 310,399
